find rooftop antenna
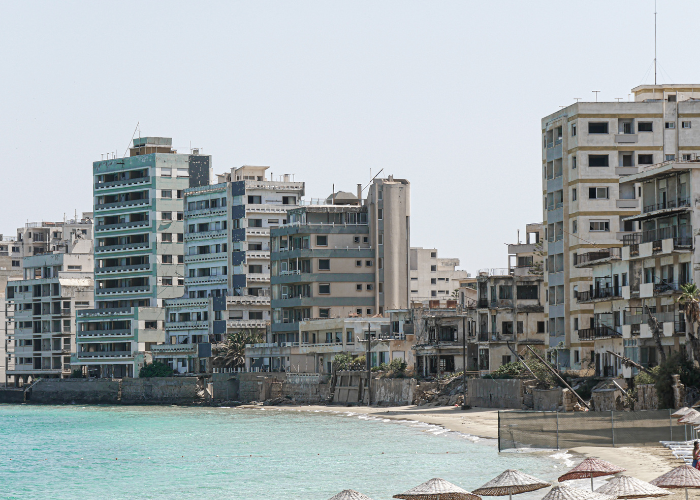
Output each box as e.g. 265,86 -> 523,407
592,91 -> 601,102
574,98 -> 582,102
654,0 -> 657,85
615,98 -> 623,102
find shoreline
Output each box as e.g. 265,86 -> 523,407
251,403 -> 685,483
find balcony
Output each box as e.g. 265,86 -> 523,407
642,197 -> 691,214
95,242 -> 150,253
574,248 -> 621,267
151,344 -> 197,354
184,251 -> 227,264
77,351 -> 133,358
95,285 -> 150,295
166,321 -> 209,331
95,176 -> 151,190
96,220 -> 151,232
477,298 -> 489,309
78,329 -> 132,338
576,286 -> 622,303
95,198 -> 151,211
95,263 -> 151,274
578,326 -> 621,340
623,226 -> 693,250
185,229 -> 228,241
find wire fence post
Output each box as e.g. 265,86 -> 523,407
497,411 -> 501,452
670,409 -> 673,441
611,411 -> 615,447
556,411 -> 560,450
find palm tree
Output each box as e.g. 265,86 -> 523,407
644,304 -> 667,364
212,328 -> 264,370
677,283 -> 700,364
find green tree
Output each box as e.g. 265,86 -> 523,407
213,329 -> 264,369
139,361 -> 174,378
636,352 -> 700,409
677,283 -> 700,363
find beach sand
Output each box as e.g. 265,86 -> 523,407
262,404 -> 687,488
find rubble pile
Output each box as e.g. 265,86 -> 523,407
415,376 -> 469,407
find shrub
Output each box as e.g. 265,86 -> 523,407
389,357 -> 407,374
488,357 -> 559,388
70,369 -> 84,379
139,361 -> 174,378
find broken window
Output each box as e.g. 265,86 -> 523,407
249,219 -> 263,228
589,154 -> 609,167
638,122 -> 653,132
620,153 -> 634,167
683,121 -> 692,129
638,154 -> 654,165
590,220 -> 610,232
248,195 -> 262,204
665,122 -> 675,129
499,285 -> 513,300
588,187 -> 609,199
588,122 -> 609,134
516,285 -> 538,300
571,123 -> 577,136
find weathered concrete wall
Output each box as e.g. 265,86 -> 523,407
30,379 -> 119,404
235,373 -> 286,403
636,384 -> 658,410
592,389 -> 622,411
121,377 -> 199,405
0,388 -> 25,403
211,373 -> 239,401
533,388 -> 563,411
372,378 -> 416,406
467,379 -> 523,409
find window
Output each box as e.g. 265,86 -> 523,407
516,321 -> 523,334
377,209 -> 383,220
363,236 -> 368,244
356,260 -> 362,267
249,219 -> 262,227
319,309 -> 330,318
316,235 -> 328,247
666,154 -> 676,161
430,265 -> 437,272
176,190 -> 183,199
162,233 -> 172,242
588,187 -> 609,199
318,259 -> 330,271
589,154 -> 609,167
668,94 -> 677,102
572,156 -> 577,169
319,284 -> 330,295
588,122 -> 609,134
366,309 -> 373,315
178,255 -> 184,264
249,265 -> 263,273
571,123 -> 577,136
354,236 -> 360,243
366,284 -> 373,291
161,212 -> 172,221
499,285 -> 513,299
177,212 -> 184,221
162,255 -> 173,264
11,260 -> 19,267
516,285 -> 538,299
145,321 -> 157,329
665,122 -> 676,129
638,154 -> 654,165
268,219 -> 279,225
282,196 -> 295,205
683,121 -> 692,129
162,277 -> 173,286
378,258 -> 383,269
161,190 -> 172,198
638,121 -> 653,132
537,321 -> 545,333
248,195 -> 262,204
590,220 -> 610,232
572,220 -> 578,234
365,260 -> 373,267
377,234 -> 383,245
177,233 -> 184,243
431,278 -> 437,284
356,284 -> 362,291
178,278 -> 184,286
572,188 -> 577,201
683,154 -> 693,161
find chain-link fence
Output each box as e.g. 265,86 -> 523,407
499,409 -> 687,451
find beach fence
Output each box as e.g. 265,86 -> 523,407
498,409 -> 685,451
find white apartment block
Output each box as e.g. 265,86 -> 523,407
541,84 -> 700,371
409,247 -> 470,303
4,216 -> 94,384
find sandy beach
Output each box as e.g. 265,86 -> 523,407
259,404 -> 687,488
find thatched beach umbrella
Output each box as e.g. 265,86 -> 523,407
594,475 -> 671,499
393,478 -> 481,500
328,490 -> 375,500
679,410 -> 700,424
472,469 -> 550,500
559,458 -> 626,491
650,465 -> 700,500
542,484 -> 615,500
672,407 -> 692,418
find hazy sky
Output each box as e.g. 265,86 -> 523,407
1,1 -> 698,272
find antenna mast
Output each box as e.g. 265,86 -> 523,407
654,0 -> 657,85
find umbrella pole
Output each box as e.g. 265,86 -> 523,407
686,487 -> 688,500
591,476 -> 594,491
509,493 -> 512,500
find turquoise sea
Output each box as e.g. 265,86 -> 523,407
0,405 -> 569,500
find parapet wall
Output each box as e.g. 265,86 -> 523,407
467,379 -> 523,409
30,379 -> 119,404
121,377 -> 200,405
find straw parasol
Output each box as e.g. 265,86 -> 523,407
393,478 -> 481,500
650,465 -> 700,500
559,458 -> 626,491
673,407 -> 693,418
594,475 -> 671,499
679,410 -> 700,424
329,490 -> 376,500
472,469 -> 550,500
541,484 -> 615,500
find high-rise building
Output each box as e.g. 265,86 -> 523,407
4,215 -> 94,384
542,84 -> 700,370
246,176 -> 410,372
409,247 -> 471,304
74,137 -> 211,378
157,166 -> 304,374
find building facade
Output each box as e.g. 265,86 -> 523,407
4,217 -> 94,384
409,247 -> 471,303
74,137 -> 211,378
157,166 -> 304,373
541,84 -> 700,370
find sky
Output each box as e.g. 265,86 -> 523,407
1,0 -> 699,273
